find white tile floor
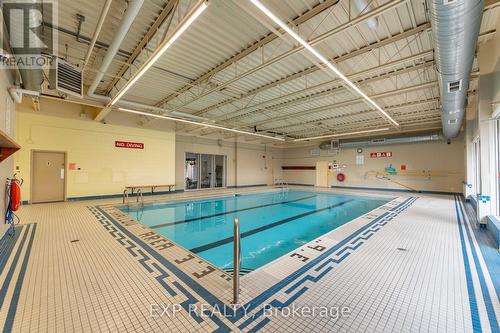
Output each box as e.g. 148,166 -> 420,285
0,187 -> 498,332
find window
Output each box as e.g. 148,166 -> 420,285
184,152 -> 226,190
495,120 -> 500,215
471,137 -> 481,196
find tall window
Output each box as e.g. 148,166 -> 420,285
471,137 -> 481,197
495,120 -> 500,215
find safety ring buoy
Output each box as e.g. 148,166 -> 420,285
337,173 -> 346,182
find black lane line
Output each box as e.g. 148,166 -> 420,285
149,195 -> 317,229
190,199 -> 354,254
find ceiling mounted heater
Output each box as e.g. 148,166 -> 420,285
49,58 -> 83,97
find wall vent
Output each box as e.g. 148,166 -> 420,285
447,80 -> 462,93
370,138 -> 386,144
50,58 -> 83,97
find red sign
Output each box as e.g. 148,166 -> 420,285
115,141 -> 144,149
370,152 -> 392,158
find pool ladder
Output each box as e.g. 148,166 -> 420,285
122,188 -> 144,207
274,179 -> 289,190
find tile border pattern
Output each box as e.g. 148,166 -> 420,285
88,194 -> 419,332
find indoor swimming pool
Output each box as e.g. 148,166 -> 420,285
120,190 -> 391,272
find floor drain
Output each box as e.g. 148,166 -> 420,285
396,247 -> 408,251
70,239 -> 80,243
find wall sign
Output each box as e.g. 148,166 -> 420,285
370,152 -> 392,158
115,141 -> 144,149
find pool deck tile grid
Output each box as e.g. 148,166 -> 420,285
0,186 -> 498,332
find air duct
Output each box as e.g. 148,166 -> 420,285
87,0 -> 144,98
3,1 -> 44,91
429,0 -> 484,139
319,133 -> 442,149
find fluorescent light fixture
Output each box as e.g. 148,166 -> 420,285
250,0 -> 399,127
294,128 -> 390,142
119,107 -> 286,141
109,1 -> 208,105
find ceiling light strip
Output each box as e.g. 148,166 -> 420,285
109,1 -> 208,106
294,128 -> 390,142
118,108 -> 286,141
249,0 -> 399,127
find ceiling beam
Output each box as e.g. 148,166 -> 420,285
153,0 -> 342,107
157,0 -> 409,113
197,22 -> 431,118
270,98 -> 440,133
229,59 -> 435,125
255,81 -> 439,129
210,50 -> 434,121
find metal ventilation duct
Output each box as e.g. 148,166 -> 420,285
429,0 -> 484,139
319,133 -> 442,149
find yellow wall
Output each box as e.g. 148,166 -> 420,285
282,137 -> 465,193
15,109 -> 175,201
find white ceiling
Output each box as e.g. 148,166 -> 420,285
43,0 -> 500,144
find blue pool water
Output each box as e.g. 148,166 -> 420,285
120,190 -> 390,271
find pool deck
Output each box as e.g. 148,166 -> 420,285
0,186 -> 498,332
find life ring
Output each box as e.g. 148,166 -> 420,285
336,173 -> 346,182
10,180 -> 21,211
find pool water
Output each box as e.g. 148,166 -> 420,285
120,190 -> 390,272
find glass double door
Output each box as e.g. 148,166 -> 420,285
185,153 -> 226,190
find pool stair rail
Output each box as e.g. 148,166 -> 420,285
233,217 -> 241,304
122,188 -> 144,207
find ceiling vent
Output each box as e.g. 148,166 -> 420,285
50,58 -> 83,97
447,80 -> 462,93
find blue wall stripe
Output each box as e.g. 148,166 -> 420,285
3,224 -> 37,333
457,195 -> 499,333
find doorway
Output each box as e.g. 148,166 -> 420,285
31,151 -> 66,203
185,152 -> 226,190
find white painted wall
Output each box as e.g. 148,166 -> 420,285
464,20 -> 500,221
176,135 -> 283,189
281,138 -> 465,193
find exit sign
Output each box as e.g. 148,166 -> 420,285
115,141 -> 144,149
370,152 -> 392,158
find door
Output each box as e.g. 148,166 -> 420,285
214,155 -> 225,188
200,154 -> 214,189
316,161 -> 328,187
31,151 -> 65,203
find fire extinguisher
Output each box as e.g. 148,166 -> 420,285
5,174 -> 23,235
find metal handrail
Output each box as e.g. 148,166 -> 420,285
233,217 -> 241,304
136,189 -> 144,207
123,188 -> 129,205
